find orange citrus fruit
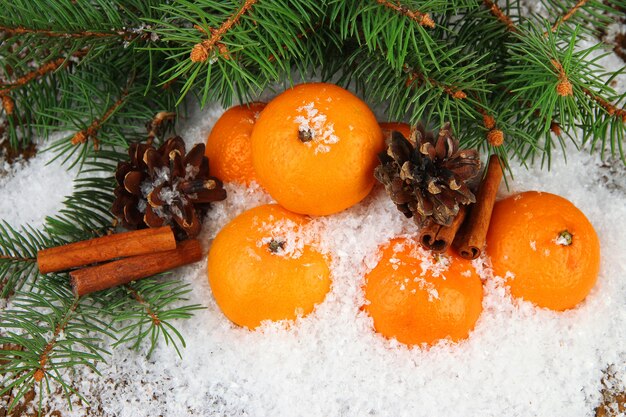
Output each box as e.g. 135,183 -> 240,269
364,237 -> 483,345
205,102 -> 266,184
486,191 -> 600,311
207,204 -> 331,328
251,83 -> 384,215
380,122 -> 411,143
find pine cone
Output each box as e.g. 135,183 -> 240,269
374,123 -> 480,226
112,136 -> 226,239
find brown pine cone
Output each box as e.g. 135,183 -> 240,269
374,123 -> 480,226
112,136 -> 226,239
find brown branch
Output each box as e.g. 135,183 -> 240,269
0,24 -> 149,41
33,298 -> 80,382
190,0 -> 257,63
549,0 -> 589,33
376,0 -> 435,28
583,88 -> 626,122
404,64 -> 467,99
71,89 -> 129,150
127,287 -> 161,326
0,254 -> 36,262
0,50 -> 87,94
483,0 -> 518,33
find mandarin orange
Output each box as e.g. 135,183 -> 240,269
251,83 -> 384,215
205,102 -> 266,184
379,122 -> 411,143
364,237 -> 483,345
207,204 -> 331,328
486,191 -> 600,311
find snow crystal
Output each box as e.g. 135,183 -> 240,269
158,186 -> 181,206
294,102 -> 340,154
185,163 -> 199,180
137,199 -> 147,214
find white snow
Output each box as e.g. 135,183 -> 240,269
294,102 -> 340,154
0,136 -> 77,228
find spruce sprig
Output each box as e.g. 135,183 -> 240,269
0,279 -> 112,412
151,0 -> 326,105
108,279 -> 204,358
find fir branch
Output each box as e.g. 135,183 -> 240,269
153,0 -> 325,105
44,175 -> 118,240
0,50 -> 87,94
126,286 -> 162,326
342,42 -> 492,139
190,0 -> 258,63
32,297 -> 80,383
0,222 -> 53,298
483,0 -> 518,33
70,88 -> 130,151
404,64 -> 468,99
583,87 -> 626,121
549,0 -> 589,33
0,24 -> 149,42
540,0 -> 626,37
109,279 -> 203,358
267,22 -> 322,63
0,281 -> 112,413
375,0 -> 436,28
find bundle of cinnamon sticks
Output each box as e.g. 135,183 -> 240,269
418,154 -> 504,259
37,227 -> 203,296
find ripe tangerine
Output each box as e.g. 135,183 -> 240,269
207,204 -> 331,329
251,83 -> 384,216
486,191 -> 600,311
205,102 -> 266,184
379,122 -> 411,143
364,237 -> 483,345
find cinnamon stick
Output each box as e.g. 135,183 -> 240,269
418,205 -> 467,253
37,227 -> 176,274
70,239 -> 203,296
453,154 -> 503,259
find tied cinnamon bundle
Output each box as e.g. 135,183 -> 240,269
70,240 -> 202,296
37,226 -> 176,274
453,154 -> 504,259
37,227 -> 203,296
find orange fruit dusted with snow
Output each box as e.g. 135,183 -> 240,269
486,191 -> 600,311
251,83 -> 384,216
364,237 -> 483,346
379,122 -> 411,143
207,204 -> 331,329
205,102 -> 266,184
